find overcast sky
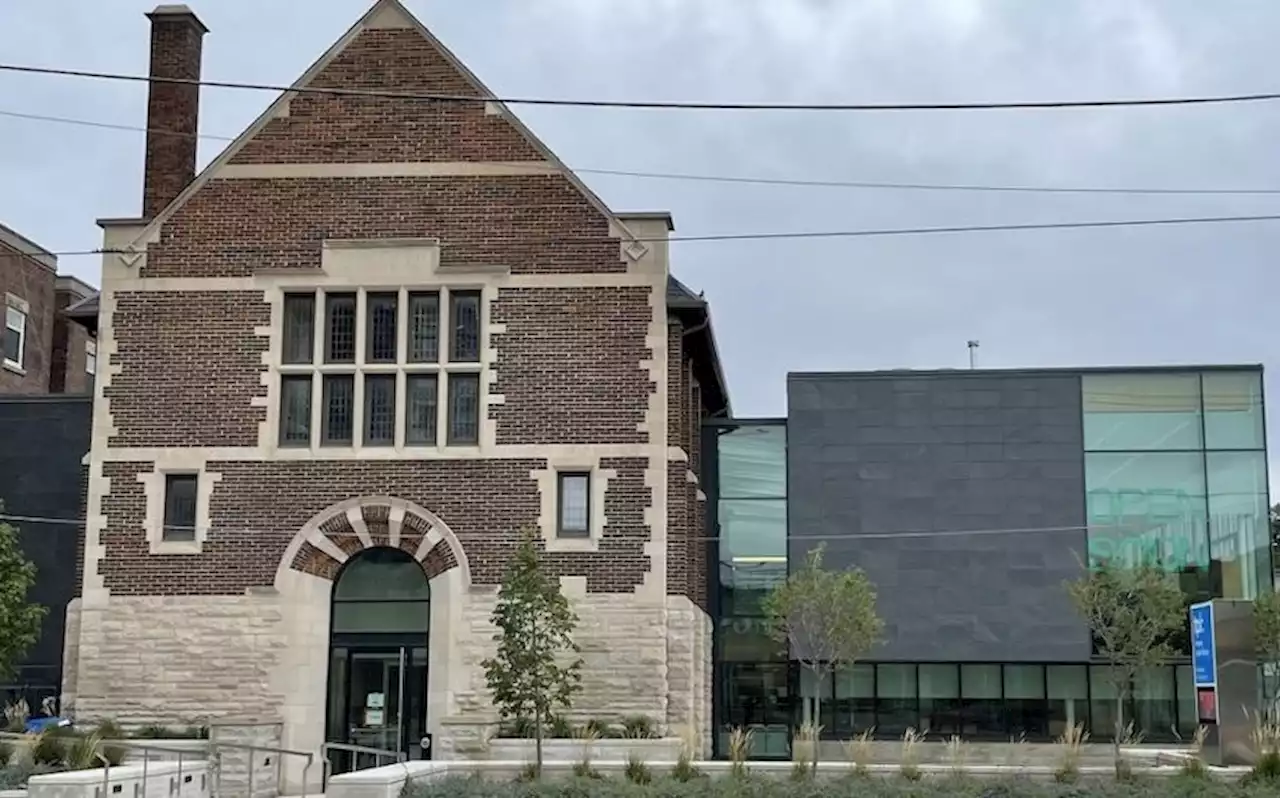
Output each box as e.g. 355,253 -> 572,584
0,0 -> 1276,495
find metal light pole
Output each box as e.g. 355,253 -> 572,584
967,340 -> 980,370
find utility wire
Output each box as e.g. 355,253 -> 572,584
5,62 -> 1280,112
8,107 -> 1280,197
0,512 -> 1202,543
38,212 -> 1280,257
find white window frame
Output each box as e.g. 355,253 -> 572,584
85,340 -> 97,376
4,302 -> 27,371
276,286 -> 486,452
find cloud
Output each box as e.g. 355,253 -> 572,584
0,0 -> 1274,495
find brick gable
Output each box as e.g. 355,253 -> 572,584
229,27 -> 543,166
140,176 -> 622,279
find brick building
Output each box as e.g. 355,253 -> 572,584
1,224 -> 97,395
63,0 -> 728,775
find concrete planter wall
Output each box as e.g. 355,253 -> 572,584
485,738 -> 684,763
326,757 -> 1244,798
105,739 -> 209,765
26,761 -> 208,798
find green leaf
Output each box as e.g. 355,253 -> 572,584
0,500 -> 47,681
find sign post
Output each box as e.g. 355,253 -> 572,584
1189,600 -> 1258,766
1189,601 -> 1218,724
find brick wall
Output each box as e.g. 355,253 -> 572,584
491,287 -> 652,444
106,291 -> 270,447
0,243 -> 55,394
229,29 -> 541,165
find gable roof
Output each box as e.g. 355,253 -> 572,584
666,275 -> 731,416
119,0 -> 645,260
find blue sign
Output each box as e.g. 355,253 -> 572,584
1190,601 -> 1216,687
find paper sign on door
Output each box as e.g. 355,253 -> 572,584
365,709 -> 384,726
367,693 -> 385,709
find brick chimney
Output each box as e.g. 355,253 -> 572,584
142,4 -> 208,220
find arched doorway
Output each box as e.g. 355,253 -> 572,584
325,547 -> 430,772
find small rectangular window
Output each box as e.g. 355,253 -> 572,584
407,292 -> 440,363
3,306 -> 26,368
557,472 -> 591,537
449,291 -> 481,363
446,373 -> 480,445
324,293 -> 357,363
363,374 -> 396,446
279,375 -> 312,446
366,292 -> 398,364
321,374 -> 355,445
282,294 -> 316,364
85,341 -> 97,376
406,374 -> 438,445
162,474 -> 198,542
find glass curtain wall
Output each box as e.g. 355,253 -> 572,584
1082,370 -> 1271,600
793,662 -> 1192,742
709,421 -> 789,758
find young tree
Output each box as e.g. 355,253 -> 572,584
1066,563 -> 1184,770
1255,589 -> 1280,722
762,543 -> 883,771
0,504 -> 46,681
481,529 -> 583,777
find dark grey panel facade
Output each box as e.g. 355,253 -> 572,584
787,371 -> 1091,662
0,395 -> 90,690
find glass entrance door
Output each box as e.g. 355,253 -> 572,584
347,650 -> 404,754
327,645 -> 428,773
326,547 -> 432,775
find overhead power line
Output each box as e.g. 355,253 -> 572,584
5,62 -> 1280,113
9,106 -> 1280,197
0,512 -> 1176,543
40,212 -> 1280,256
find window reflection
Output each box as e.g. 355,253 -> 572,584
1046,666 -> 1088,738
919,664 -> 960,736
719,663 -> 791,757
1206,451 -> 1270,599
833,665 -> 875,736
876,664 -> 917,737
718,425 -> 786,499
1082,373 -> 1202,451
1202,371 -> 1265,450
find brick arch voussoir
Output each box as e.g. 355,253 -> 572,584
276,496 -> 471,588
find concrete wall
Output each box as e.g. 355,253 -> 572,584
786,371 -> 1092,662
0,394 -> 90,690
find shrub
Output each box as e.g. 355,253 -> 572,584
133,724 -> 173,739
1053,722 -> 1088,784
0,741 -> 11,768
549,715 -> 575,739
621,715 -> 658,739
842,728 -> 874,777
30,729 -> 67,767
727,726 -> 752,779
899,727 -> 923,781
623,753 -> 651,785
95,719 -> 128,766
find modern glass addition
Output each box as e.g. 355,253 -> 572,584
708,420 -> 788,758
1082,370 -> 1271,599
791,661 -> 1198,743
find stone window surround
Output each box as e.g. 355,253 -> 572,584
3,293 -> 28,373
274,284 -> 488,453
532,455 -> 616,553
138,457 -> 222,555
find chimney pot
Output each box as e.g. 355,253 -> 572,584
142,4 -> 208,219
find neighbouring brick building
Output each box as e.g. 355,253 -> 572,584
1,224 -> 98,396
63,0 -> 728,779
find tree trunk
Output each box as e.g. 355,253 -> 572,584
534,707 -> 544,779
812,672 -> 824,773
1113,693 -> 1124,772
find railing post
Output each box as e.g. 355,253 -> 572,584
247,746 -> 255,798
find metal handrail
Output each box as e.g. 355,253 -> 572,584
208,740 -> 315,798
320,742 -> 406,792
